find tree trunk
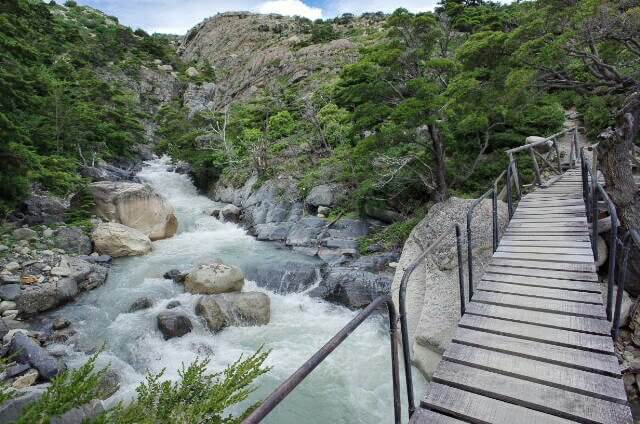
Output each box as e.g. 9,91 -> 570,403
428,124 -> 449,202
597,93 -> 640,231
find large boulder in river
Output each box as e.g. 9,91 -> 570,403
92,222 -> 152,257
157,311 -> 192,340
184,263 -> 244,294
89,181 -> 177,240
391,197 -> 508,377
196,292 -> 270,332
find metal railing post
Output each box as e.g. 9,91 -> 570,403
455,224 -> 466,316
592,172 -> 599,261
613,229 -> 640,338
506,162 -> 514,220
492,187 -> 499,252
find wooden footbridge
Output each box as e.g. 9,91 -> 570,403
410,168 -> 633,424
243,127 -> 638,424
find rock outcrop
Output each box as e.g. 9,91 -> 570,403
391,197 -> 509,377
89,181 -> 177,240
91,222 -> 152,257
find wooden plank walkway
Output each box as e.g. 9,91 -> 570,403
411,169 -> 633,424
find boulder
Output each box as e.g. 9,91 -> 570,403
16,278 -> 78,315
184,263 -> 244,294
13,228 -> 37,241
51,400 -> 104,424
12,369 -> 38,389
13,194 -> 66,225
0,385 -> 48,423
80,164 -> 137,182
185,66 -> 200,77
0,284 -> 21,301
128,297 -> 153,312
92,222 -> 152,257
157,312 -> 192,339
309,268 -> 392,309
220,204 -> 241,223
595,235 -> 607,268
164,269 -> 187,283
0,317 -> 8,340
305,184 -> 346,208
196,292 -> 270,332
52,318 -> 71,330
364,203 -> 404,224
53,227 -> 92,255
524,135 -> 553,153
243,260 -> 321,293
616,230 -> 640,297
8,332 -> 64,380
391,197 -> 508,377
286,218 -> 326,247
89,181 -> 177,240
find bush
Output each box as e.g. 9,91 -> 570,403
64,0 -> 77,7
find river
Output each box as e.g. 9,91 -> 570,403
47,157 -> 425,423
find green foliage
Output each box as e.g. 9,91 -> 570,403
0,0 -> 178,214
310,21 -> 336,44
267,111 -> 297,140
65,185 -> 96,231
95,350 -> 270,424
17,354 -> 107,424
359,214 -> 425,253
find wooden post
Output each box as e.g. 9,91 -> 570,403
507,152 -> 520,195
529,147 -> 542,186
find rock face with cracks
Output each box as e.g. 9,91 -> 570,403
184,263 -> 245,294
391,197 -> 508,377
91,222 -> 152,257
196,292 -> 270,332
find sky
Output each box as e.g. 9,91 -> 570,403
76,0 -> 442,35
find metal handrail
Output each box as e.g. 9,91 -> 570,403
467,188 -> 499,300
398,224 -> 466,417
242,295 -> 402,424
613,229 -> 640,338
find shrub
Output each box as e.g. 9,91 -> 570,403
64,0 -> 77,7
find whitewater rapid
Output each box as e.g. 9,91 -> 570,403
47,157 -> 425,423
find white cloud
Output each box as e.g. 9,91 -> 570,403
323,0 -> 438,16
257,0 -> 323,19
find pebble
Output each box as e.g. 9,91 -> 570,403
41,250 -> 54,256
0,245 -> 8,252
43,229 -> 54,238
19,247 -> 31,255
20,275 -> 39,285
0,274 -> 20,284
13,228 -> 37,241
3,310 -> 19,320
388,262 -> 398,268
12,369 -> 38,389
4,262 -> 20,272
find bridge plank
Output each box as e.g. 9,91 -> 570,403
431,361 -> 632,424
497,245 -> 594,255
409,408 -> 467,424
443,343 -> 627,403
481,273 -> 602,292
486,264 -> 598,281
493,251 -> 594,263
499,240 -> 592,248
477,281 -> 602,304
421,382 -> 577,424
458,314 -> 614,355
490,258 -> 596,272
452,327 -> 620,375
471,291 -> 606,318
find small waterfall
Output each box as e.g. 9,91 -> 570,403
48,156 -> 424,423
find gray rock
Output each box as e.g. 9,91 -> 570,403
80,164 -> 137,182
309,268 -> 392,309
76,255 -> 112,265
163,269 -> 187,283
305,184 -> 346,208
363,203 -> 404,224
1,274 -> 20,284
13,194 -> 66,225
0,317 -> 8,340
51,399 -> 104,424
128,297 -> 153,312
8,332 -> 65,380
5,363 -> 31,379
0,385 -> 48,423
16,278 -> 78,315
183,82 -> 216,118
166,300 -> 181,309
286,218 -> 326,247
53,228 -> 92,255
13,228 -> 37,241
97,369 -> 120,399
196,292 -> 270,332
0,284 -> 21,301
184,263 -> 244,295
255,223 -> 292,241
157,312 -> 192,340
52,318 -> 71,330
220,204 -> 241,223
